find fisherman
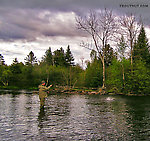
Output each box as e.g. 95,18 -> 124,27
38,80 -> 52,108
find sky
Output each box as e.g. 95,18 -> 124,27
0,0 -> 150,65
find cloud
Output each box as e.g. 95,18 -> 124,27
0,0 -> 150,65
0,8 -> 87,42
0,0 -> 150,42
0,0 -> 150,17
0,0 -> 149,12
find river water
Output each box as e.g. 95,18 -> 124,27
0,90 -> 150,140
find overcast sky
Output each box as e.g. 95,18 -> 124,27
0,0 -> 150,65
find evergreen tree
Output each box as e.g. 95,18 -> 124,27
42,47 -> 53,65
117,35 -> 127,60
117,35 -> 128,87
85,58 -> 103,88
10,58 -> 22,74
65,45 -> 74,66
90,50 -> 97,62
0,68 -> 12,86
126,59 -> 150,94
134,25 -> 150,65
0,54 -> 5,65
10,59 -> 23,86
106,58 -> 130,93
12,58 -> 19,65
104,44 -> 116,66
24,51 -> 37,66
53,47 -> 66,66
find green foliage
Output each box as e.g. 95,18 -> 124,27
90,50 -> 97,62
106,59 -> 130,93
69,64 -> 83,87
0,54 -> 5,65
71,65 -> 83,87
106,59 -> 122,91
84,59 -> 103,88
104,44 -> 116,66
0,47 -> 78,89
24,51 -> 37,66
21,65 -> 34,87
126,59 -> 150,94
1,40 -> 150,95
65,45 -> 74,66
134,25 -> 150,66
33,63 -> 83,87
0,66 -> 12,86
9,62 -> 23,87
49,66 -> 66,85
41,47 -> 53,65
117,35 -> 127,59
53,47 -> 66,66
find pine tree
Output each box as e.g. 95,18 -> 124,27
13,58 -> 19,65
53,47 -> 66,66
126,59 -> 150,94
117,35 -> 127,60
90,50 -> 97,62
0,54 -> 5,65
104,44 -> 116,66
85,58 -> 103,87
134,25 -> 150,65
42,47 -> 53,65
126,25 -> 150,94
24,51 -> 37,66
65,45 -> 74,66
117,35 -> 128,88
11,58 -> 22,74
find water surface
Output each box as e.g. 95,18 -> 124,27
0,91 -> 150,140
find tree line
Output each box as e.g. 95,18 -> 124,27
76,9 -> 150,94
0,45 -> 79,89
0,9 -> 150,95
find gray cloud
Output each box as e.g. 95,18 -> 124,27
0,7 -> 87,41
0,0 -> 149,65
0,0 -> 149,11
0,0 -> 150,42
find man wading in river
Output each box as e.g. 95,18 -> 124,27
38,81 -> 52,109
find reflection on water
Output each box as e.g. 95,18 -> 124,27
0,91 -> 150,140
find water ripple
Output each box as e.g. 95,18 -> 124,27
0,93 -> 150,140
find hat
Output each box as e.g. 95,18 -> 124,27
41,80 -> 46,85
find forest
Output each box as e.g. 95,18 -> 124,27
0,10 -> 150,95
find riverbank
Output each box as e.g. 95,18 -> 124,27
47,86 -> 150,96
50,87 -> 106,95
0,85 -> 149,96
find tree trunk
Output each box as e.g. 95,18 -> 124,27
69,66 -> 71,87
130,39 -> 133,72
102,58 -> 105,89
122,64 -> 125,87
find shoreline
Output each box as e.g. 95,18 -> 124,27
0,86 -> 149,96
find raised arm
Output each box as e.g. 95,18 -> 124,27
47,84 -> 52,89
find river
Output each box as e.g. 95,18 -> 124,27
0,90 -> 150,140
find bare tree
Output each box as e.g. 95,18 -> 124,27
119,14 -> 140,71
80,56 -> 84,69
76,9 -> 117,89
